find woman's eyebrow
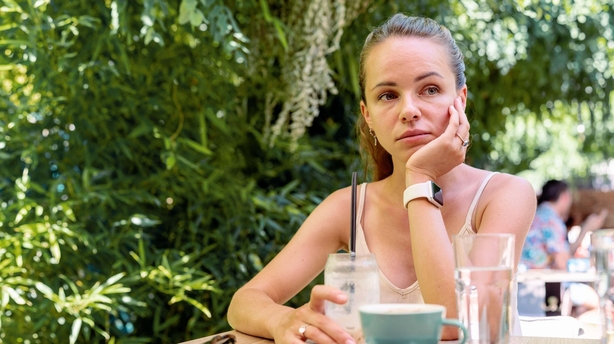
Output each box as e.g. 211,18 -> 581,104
371,72 -> 444,91
414,71 -> 443,82
371,81 -> 396,91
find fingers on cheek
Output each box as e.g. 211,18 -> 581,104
449,105 -> 461,126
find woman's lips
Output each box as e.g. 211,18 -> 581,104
397,131 -> 430,143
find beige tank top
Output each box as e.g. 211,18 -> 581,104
353,173 -> 498,303
352,172 -> 522,335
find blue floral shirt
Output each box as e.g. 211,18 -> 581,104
520,204 -> 569,269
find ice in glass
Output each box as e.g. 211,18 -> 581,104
325,253 -> 380,341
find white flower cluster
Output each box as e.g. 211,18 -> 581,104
265,0 -> 369,150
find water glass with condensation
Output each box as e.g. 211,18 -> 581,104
453,234 -> 515,344
591,229 -> 614,343
325,253 -> 380,342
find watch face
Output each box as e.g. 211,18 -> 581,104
431,182 -> 444,206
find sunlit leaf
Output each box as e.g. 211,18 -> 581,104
3,286 -> 26,305
69,318 -> 82,344
35,282 -> 55,298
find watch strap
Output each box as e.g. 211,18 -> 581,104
403,181 -> 443,208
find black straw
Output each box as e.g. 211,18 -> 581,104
350,171 -> 357,255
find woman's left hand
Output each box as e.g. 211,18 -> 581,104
405,96 -> 470,182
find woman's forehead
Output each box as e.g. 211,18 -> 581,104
364,36 -> 454,85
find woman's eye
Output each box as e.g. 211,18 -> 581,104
378,93 -> 397,101
424,87 -> 439,95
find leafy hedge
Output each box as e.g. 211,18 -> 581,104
0,0 -> 357,342
1,0 -> 613,343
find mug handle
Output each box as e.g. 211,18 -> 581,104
441,319 -> 468,344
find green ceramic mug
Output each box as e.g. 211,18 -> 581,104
359,303 -> 467,344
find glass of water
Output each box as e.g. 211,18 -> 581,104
325,253 -> 380,341
453,234 -> 515,344
592,229 -> 614,343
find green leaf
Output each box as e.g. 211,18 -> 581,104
178,0 -> 197,25
14,206 -> 29,224
178,137 -> 212,155
259,0 -> 272,22
3,286 -> 26,305
128,122 -> 152,139
0,23 -> 18,31
49,231 -> 61,263
1,290 -> 9,309
0,40 -> 31,47
101,272 -> 125,288
130,214 -> 161,227
165,154 -> 176,169
35,282 -> 55,298
272,19 -> 288,51
175,154 -> 204,173
33,0 -> 49,8
70,318 -> 82,344
58,203 -> 77,222
190,9 -> 204,27
181,295 -> 212,318
204,108 -> 229,134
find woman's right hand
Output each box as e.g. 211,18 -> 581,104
405,97 -> 469,183
274,285 -> 357,344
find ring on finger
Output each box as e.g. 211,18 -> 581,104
456,133 -> 470,147
298,324 -> 309,338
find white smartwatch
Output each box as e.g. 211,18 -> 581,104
403,181 -> 443,208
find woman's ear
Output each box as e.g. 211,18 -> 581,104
458,86 -> 468,111
360,100 -> 372,127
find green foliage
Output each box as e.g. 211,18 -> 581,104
0,0 -> 613,342
0,0 -> 354,342
330,0 -> 614,176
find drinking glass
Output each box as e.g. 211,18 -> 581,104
453,234 -> 515,344
325,253 -> 380,341
591,229 -> 614,343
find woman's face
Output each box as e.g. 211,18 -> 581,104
360,36 -> 467,160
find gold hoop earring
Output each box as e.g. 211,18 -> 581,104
369,128 -> 377,146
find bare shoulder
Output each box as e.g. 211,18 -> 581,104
475,171 -> 537,235
315,185 -> 353,215
489,173 -> 536,199
300,185 -> 354,242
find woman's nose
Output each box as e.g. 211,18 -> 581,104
399,95 -> 420,122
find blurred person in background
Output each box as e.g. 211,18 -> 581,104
520,179 -> 608,318
520,180 -> 607,270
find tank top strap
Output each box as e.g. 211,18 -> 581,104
464,172 -> 499,225
356,182 -> 368,226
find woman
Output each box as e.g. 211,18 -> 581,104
227,13 -> 536,344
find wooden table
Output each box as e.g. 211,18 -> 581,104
179,330 -> 601,344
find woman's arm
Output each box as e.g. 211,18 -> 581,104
227,188 -> 357,344
402,97 -> 472,339
474,174 -> 536,268
404,98 -> 536,339
410,174 -> 535,341
405,193 -> 458,339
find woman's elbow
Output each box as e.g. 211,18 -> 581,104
226,291 -> 242,329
